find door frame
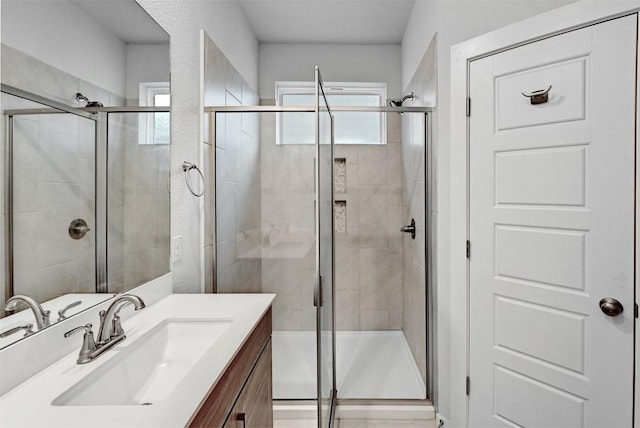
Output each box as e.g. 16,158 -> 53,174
449,1 -> 640,426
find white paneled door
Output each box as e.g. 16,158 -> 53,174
469,15 -> 636,427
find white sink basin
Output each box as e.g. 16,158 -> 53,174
52,318 -> 232,406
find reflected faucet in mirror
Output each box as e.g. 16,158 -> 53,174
4,295 -> 51,330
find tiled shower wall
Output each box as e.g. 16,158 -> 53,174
202,33 -> 261,295
401,111 -> 427,384
1,45 -> 124,303
115,115 -> 170,292
260,112 -> 317,331
333,114 -> 404,331
259,110 -> 404,331
9,109 -> 96,303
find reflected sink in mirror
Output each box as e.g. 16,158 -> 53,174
52,319 -> 232,406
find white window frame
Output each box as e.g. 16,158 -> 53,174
275,81 -> 387,145
138,81 -> 170,145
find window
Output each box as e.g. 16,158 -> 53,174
276,82 -> 386,145
139,82 -> 170,145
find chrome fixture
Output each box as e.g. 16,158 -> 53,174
65,294 -> 145,364
96,294 -> 146,343
75,92 -> 103,107
599,297 -> 624,317
64,324 -> 98,364
68,218 -> 91,240
57,300 -> 82,321
0,323 -> 34,338
400,218 -> 416,240
388,92 -> 415,107
183,161 -> 205,197
4,295 -> 51,330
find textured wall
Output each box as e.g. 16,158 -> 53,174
135,0 -> 259,293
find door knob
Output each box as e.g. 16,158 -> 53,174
599,297 -> 624,317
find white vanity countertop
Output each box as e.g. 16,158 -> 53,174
0,293 -> 275,428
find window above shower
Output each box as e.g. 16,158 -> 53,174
275,81 -> 387,145
139,82 -> 171,145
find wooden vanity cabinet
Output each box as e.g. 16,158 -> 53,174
189,308 -> 273,428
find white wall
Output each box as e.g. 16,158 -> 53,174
135,0 -> 259,293
400,0 -> 577,421
125,44 -> 171,101
259,43 -> 402,100
1,0 -> 127,97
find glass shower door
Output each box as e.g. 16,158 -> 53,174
315,66 -> 336,427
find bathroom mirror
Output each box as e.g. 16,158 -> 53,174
0,0 -> 170,349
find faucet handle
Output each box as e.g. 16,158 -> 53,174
110,314 -> 125,339
0,323 -> 34,338
58,300 -> 82,321
64,323 -> 93,338
64,323 -> 97,364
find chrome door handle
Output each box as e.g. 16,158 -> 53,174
599,297 -> 624,317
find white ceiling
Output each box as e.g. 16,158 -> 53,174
239,0 -> 416,44
69,0 -> 169,44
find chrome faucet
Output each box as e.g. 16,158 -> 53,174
4,295 -> 50,330
64,294 -> 145,364
96,294 -> 145,343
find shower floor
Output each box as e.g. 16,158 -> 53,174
272,331 -> 426,400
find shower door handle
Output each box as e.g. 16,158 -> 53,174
314,276 -> 324,307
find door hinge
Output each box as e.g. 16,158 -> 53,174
466,97 -> 471,117
466,376 -> 470,395
635,302 -> 638,318
466,240 -> 471,259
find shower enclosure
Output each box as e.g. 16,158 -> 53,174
2,84 -> 170,337
208,67 -> 432,426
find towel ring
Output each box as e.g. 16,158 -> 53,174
182,161 -> 204,197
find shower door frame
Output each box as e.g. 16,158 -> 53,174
2,84 -> 170,299
205,104 -> 435,417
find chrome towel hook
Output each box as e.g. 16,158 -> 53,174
182,161 -> 205,197
521,85 -> 552,105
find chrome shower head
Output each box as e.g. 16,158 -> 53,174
388,92 -> 416,107
76,92 -> 103,108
